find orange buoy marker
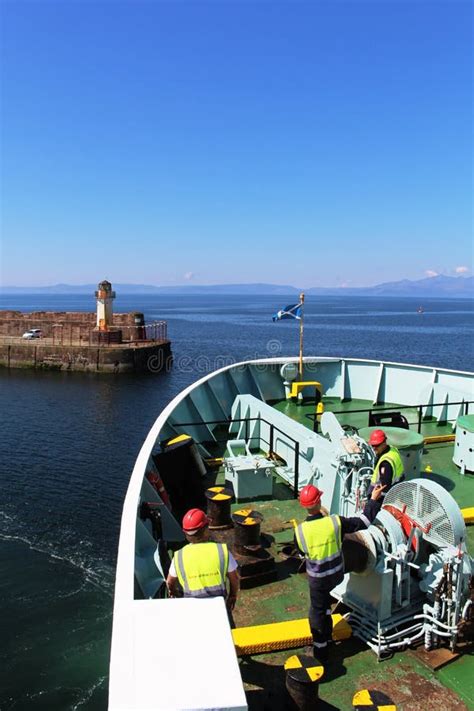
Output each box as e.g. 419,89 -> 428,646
353,688 -> 397,710
284,653 -> 324,709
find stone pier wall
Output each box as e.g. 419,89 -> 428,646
0,311 -> 146,337
0,341 -> 172,373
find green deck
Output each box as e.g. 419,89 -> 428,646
210,397 -> 474,710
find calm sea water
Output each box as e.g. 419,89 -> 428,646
1,294 -> 473,709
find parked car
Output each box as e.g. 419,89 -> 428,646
22,329 -> 42,339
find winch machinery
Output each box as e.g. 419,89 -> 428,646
334,479 -> 473,658
226,395 -> 472,658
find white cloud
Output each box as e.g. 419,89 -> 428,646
425,270 -> 439,278
183,271 -> 195,281
455,266 -> 470,274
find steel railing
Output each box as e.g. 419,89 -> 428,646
170,416 -> 302,497
169,398 -> 473,496
306,399 -> 472,433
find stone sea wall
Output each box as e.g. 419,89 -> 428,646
0,341 -> 172,373
0,311 -> 142,337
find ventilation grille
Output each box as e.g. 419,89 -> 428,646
384,479 -> 464,548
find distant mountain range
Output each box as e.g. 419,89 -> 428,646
0,275 -> 472,297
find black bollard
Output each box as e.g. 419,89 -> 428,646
352,689 -> 397,710
231,509 -> 263,553
284,654 -> 323,710
205,486 -> 233,529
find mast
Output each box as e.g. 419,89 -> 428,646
298,292 -> 305,379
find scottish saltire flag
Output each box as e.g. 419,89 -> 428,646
272,302 -> 302,322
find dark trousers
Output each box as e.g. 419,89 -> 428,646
227,605 -> 236,629
308,582 -> 333,660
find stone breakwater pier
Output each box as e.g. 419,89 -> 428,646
0,281 -> 172,373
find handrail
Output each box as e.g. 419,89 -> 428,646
169,415 -> 302,497
169,399 -> 473,494
306,399 -> 472,433
333,399 -> 471,416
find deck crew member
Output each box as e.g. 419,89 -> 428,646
295,484 -> 385,663
368,428 -> 404,498
166,508 -> 239,623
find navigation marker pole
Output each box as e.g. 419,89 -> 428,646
298,292 -> 305,379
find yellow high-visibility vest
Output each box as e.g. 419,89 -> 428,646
174,542 -> 229,597
295,515 -> 343,580
371,446 -> 404,485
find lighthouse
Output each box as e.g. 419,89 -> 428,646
95,279 -> 116,331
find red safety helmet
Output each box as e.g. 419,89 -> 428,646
368,429 -> 387,446
182,508 -> 209,533
299,485 -> 323,508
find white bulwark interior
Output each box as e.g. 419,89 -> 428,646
109,598 -> 247,711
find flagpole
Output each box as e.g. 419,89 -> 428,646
298,292 -> 305,379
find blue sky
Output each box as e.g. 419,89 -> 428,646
1,1 -> 472,287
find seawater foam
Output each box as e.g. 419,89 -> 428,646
0,514 -> 115,594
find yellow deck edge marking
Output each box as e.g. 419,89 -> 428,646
424,435 -> 455,444
461,507 -> 474,524
232,614 -> 351,656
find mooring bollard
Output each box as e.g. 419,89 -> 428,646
284,653 -> 324,710
352,689 -> 397,710
205,486 -> 234,529
231,509 -> 263,553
